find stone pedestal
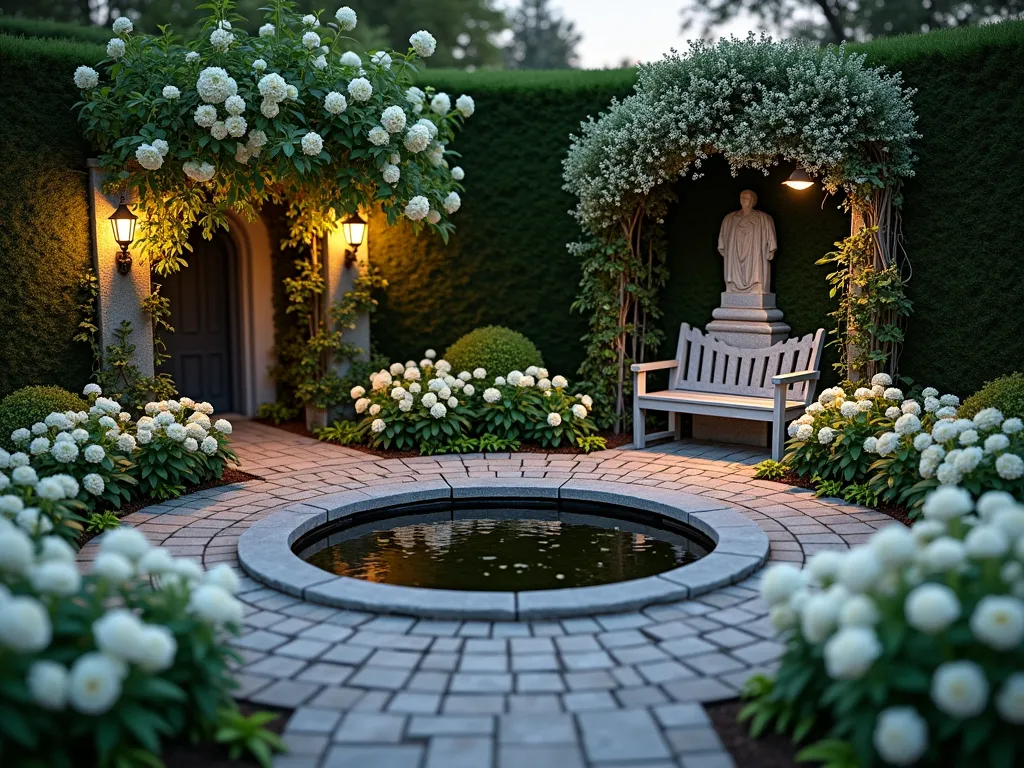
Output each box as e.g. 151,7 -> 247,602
706,292 -> 791,349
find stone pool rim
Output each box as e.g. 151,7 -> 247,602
237,478 -> 770,620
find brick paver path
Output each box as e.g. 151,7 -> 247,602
79,420 -> 896,767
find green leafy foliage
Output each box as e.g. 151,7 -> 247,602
0,386 -> 87,451
256,401 -> 300,424
214,706 -> 287,768
814,478 -> 845,499
316,419 -> 363,446
754,459 -> 790,480
443,326 -> 544,379
841,483 -> 878,507
575,435 -> 607,453
93,321 -> 178,412
419,433 -> 522,455
86,510 -> 121,533
959,373 -> 1024,421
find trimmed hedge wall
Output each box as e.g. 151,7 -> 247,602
0,35 -> 96,397
369,69 -> 636,376
1,22 -> 1023,400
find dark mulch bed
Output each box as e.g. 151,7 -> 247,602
707,699 -> 799,768
771,471 -> 913,527
256,418 -> 632,458
76,467 -> 265,548
162,703 -> 291,768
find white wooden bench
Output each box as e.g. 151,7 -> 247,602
631,324 -> 825,460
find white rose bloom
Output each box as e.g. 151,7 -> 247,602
335,6 -> 358,30
996,674 -> 1024,724
873,707 -> 928,766
905,583 -> 960,633
106,37 -> 126,59
348,77 -> 373,102
410,30 -> 437,57
100,527 -> 150,561
456,94 -> 475,117
405,196 -> 430,221
443,191 -> 461,214
28,660 -> 69,710
29,561 -> 81,596
996,453 -> 1024,480
1003,417 -> 1023,434
800,592 -> 841,644
969,596 -> 1024,650
546,412 -> 562,427
824,626 -> 882,680
92,552 -> 134,583
931,661 -> 989,718
68,653 -> 124,714
0,596 -> 52,652
74,65 -> 100,89
0,528 -> 34,574
430,403 -> 447,419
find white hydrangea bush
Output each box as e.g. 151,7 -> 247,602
1,386 -> 238,536
347,353 -> 598,452
751,487 -> 1024,767
73,0 -> 473,274
0,520 -> 247,764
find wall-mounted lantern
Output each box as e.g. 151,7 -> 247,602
782,166 -> 815,191
108,195 -> 138,274
341,212 -> 367,269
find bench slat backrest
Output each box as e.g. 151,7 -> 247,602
669,324 -> 824,403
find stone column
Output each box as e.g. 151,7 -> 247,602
87,160 -> 154,377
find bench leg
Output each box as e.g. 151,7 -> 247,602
633,407 -> 646,449
772,387 -> 787,462
669,411 -> 682,441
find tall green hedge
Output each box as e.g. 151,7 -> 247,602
369,69 -> 635,377
1,22 -> 1022,400
0,35 -> 97,397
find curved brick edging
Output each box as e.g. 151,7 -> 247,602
237,477 -> 770,620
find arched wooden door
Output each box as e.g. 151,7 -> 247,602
157,229 -> 238,413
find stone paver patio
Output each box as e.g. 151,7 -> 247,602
79,420 -> 897,767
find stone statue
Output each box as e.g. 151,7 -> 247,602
717,189 -> 777,294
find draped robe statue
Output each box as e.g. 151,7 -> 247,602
717,190 -> 777,294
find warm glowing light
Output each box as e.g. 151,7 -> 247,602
782,167 -> 814,191
341,212 -> 367,250
108,196 -> 138,247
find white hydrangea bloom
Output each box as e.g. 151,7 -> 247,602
324,91 -> 347,114
452,166 -> 466,181
258,73 -> 288,102
403,124 -> 431,153
996,453 -> 1024,480
405,196 -> 430,221
800,592 -> 841,644
996,674 -> 1024,724
873,707 -> 928,766
336,7 -> 358,30
302,30 -> 321,50
409,30 -> 437,57
547,412 -> 562,427
969,596 -> 1024,650
196,67 -> 236,104
931,661 -> 989,718
1003,417 -> 1023,434
760,564 -> 806,605
258,22 -> 275,37
301,131 -> 324,155
106,38 -> 126,59
430,92 -> 451,116
371,51 -> 391,69
340,51 -> 361,67
368,126 -> 390,146
824,626 -> 881,680
430,403 -> 447,419
380,105 -> 407,134
183,160 -> 216,182
443,191 -> 461,214
188,584 -> 243,625
348,77 -> 373,102
74,65 -> 100,89
871,373 -> 893,387
214,419 -> 232,434
905,583 -> 960,633
383,164 -> 401,184
456,94 -> 475,117
894,413 -> 921,436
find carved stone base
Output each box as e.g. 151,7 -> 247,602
706,291 -> 791,349
692,415 -> 770,448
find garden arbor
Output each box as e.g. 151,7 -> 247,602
563,35 -> 918,432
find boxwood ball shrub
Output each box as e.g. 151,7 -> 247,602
443,326 -> 544,379
0,387 -> 88,451
960,373 -> 1024,422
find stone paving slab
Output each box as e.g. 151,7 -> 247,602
77,420 -> 881,768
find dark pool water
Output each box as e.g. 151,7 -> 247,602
297,500 -> 712,591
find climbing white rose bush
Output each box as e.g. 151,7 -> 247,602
0,519 -> 247,764
346,353 -> 599,452
73,0 -> 473,274
750,487 -> 1024,767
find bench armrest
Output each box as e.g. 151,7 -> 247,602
630,360 -> 679,373
771,369 -> 820,386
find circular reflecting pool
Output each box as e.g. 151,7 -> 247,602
295,499 -> 713,591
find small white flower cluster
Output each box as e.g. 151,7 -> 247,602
761,487 -> 1024,765
0,519 -> 243,719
